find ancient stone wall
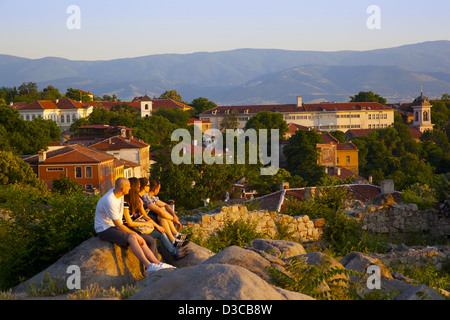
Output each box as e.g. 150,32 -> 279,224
182,204 -> 323,242
358,203 -> 450,240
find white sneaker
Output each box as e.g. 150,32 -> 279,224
158,262 -> 176,269
145,263 -> 162,275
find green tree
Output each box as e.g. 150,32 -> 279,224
350,91 -> 387,105
0,151 -> 47,191
65,88 -> 92,102
158,90 -> 185,103
190,97 -> 217,116
40,85 -> 62,101
283,129 -> 326,185
153,107 -> 190,128
220,113 -> 239,131
133,115 -> 176,150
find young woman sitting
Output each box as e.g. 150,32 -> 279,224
124,177 -> 188,260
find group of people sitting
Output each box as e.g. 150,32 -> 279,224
94,177 -> 191,275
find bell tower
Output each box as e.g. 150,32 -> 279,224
411,87 -> 434,133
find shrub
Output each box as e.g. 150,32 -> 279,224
267,256 -> 361,300
0,184 -> 100,290
203,218 -> 264,253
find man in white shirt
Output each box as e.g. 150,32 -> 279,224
95,177 -> 174,275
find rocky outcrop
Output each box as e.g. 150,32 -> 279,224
12,236 -> 144,297
12,236 -> 447,300
130,264 -> 314,300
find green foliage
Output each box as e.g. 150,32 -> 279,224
401,189 -> 434,210
351,124 -> 440,190
0,151 -> 48,192
152,107 -> 190,128
283,129 -> 326,185
267,256 -> 362,300
203,218 -> 264,253
133,115 -> 176,150
0,184 -> 99,290
189,97 -> 217,116
323,211 -> 361,256
434,172 -> 450,203
0,105 -> 61,155
349,91 -> 387,105
284,186 -> 349,220
52,174 -> 84,195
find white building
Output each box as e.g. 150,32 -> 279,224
199,96 -> 395,132
13,98 -> 94,132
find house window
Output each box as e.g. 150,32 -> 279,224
46,168 -> 64,172
85,166 -> 93,178
75,167 -> 82,178
346,156 -> 350,163
61,115 -> 65,123
145,104 -> 149,110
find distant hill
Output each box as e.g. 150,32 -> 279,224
1,40 -> 450,104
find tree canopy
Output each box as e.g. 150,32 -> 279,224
350,91 -> 387,105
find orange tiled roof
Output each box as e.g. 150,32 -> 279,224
23,144 -> 115,164
90,135 -> 149,151
200,102 -> 390,116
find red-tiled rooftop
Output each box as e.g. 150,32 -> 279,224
200,102 -> 390,116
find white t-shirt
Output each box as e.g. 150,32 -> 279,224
94,188 -> 127,233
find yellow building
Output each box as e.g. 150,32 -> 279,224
199,96 -> 394,132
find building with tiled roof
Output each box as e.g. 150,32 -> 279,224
251,182 -> 401,215
22,144 -> 116,193
199,96 -> 394,132
13,98 -> 94,132
89,135 -> 150,178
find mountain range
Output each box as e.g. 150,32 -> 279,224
1,40 -> 450,105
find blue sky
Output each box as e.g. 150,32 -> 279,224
1,0 -> 449,60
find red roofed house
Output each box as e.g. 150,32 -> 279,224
89,135 -> 151,178
199,96 -> 394,132
14,98 -> 94,132
23,144 -> 116,193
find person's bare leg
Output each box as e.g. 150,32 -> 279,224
159,217 -> 176,242
127,234 -> 159,265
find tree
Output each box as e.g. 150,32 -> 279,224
159,90 -> 185,103
65,88 -> 92,102
133,116 -> 176,150
40,85 -> 62,101
350,91 -> 387,105
0,151 -> 47,191
283,129 -> 326,186
153,107 -> 190,128
220,113 -> 239,131
190,97 -> 217,116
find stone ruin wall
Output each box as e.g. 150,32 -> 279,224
182,204 -> 324,243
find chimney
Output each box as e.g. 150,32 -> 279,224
297,96 -> 302,107
380,179 -> 394,195
38,149 -> 47,162
280,182 -> 289,190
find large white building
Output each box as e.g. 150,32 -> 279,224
13,98 -> 94,132
199,96 -> 395,132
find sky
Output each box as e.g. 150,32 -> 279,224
0,0 -> 449,61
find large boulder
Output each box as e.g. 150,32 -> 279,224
201,246 -> 273,281
247,239 -> 306,260
13,236 -> 144,297
130,263 -> 314,300
160,241 -> 215,268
